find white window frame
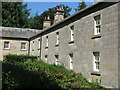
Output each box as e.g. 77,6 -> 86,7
4,41 -> 10,50
70,26 -> 74,42
21,42 -> 27,50
93,52 -> 100,72
46,36 -> 48,48
56,32 -> 59,45
55,55 -> 59,65
69,54 -> 73,70
94,15 -> 101,35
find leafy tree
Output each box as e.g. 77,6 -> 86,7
75,0 -> 87,12
2,2 -> 31,28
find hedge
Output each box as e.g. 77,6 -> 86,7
4,54 -> 38,63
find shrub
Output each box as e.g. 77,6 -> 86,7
4,54 -> 38,63
2,58 -> 106,89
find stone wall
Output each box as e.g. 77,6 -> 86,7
1,39 -> 29,60
118,2 -> 120,89
30,37 -> 41,58
39,3 -> 119,88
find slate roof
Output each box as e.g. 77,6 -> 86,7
0,1 -> 119,40
30,2 -> 118,40
0,27 -> 42,40
30,2 -> 101,39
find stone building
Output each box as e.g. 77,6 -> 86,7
0,27 -> 41,60
0,2 -> 120,88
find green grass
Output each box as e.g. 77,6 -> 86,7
2,59 -> 107,89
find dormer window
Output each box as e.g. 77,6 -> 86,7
94,15 -> 101,35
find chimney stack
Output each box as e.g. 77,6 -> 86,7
54,5 -> 64,24
43,16 -> 51,29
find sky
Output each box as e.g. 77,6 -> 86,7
24,2 -> 94,17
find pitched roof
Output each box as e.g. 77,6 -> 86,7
30,2 -> 118,40
0,27 -> 42,40
30,2 -> 100,39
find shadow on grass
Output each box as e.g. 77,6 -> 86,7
2,62 -> 63,89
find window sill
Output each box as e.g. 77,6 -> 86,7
91,34 -> 101,39
3,48 -> 10,50
69,41 -> 74,44
21,49 -> 27,51
55,44 -> 59,47
91,71 -> 101,76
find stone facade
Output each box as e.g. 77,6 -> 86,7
1,39 -> 29,60
0,27 -> 41,60
0,2 -> 120,88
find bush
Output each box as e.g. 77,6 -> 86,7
4,54 -> 38,63
2,60 -> 106,89
2,55 -> 106,89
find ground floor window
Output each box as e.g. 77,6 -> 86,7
93,52 -> 100,71
4,41 -> 10,49
21,42 -> 27,50
69,53 -> 73,70
55,55 -> 59,65
45,55 -> 48,63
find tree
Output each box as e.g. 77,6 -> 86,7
30,4 -> 72,29
2,2 -> 31,28
2,2 -> 72,30
75,0 -> 87,12
60,4 -> 72,18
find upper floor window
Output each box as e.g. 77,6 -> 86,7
94,15 -> 101,35
21,42 -> 26,50
4,41 -> 10,49
45,36 -> 48,48
93,52 -> 100,72
56,32 -> 59,46
70,25 -> 74,42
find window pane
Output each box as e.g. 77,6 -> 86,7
4,42 -> 9,49
93,52 -> 100,71
21,43 -> 26,50
94,15 -> 101,35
